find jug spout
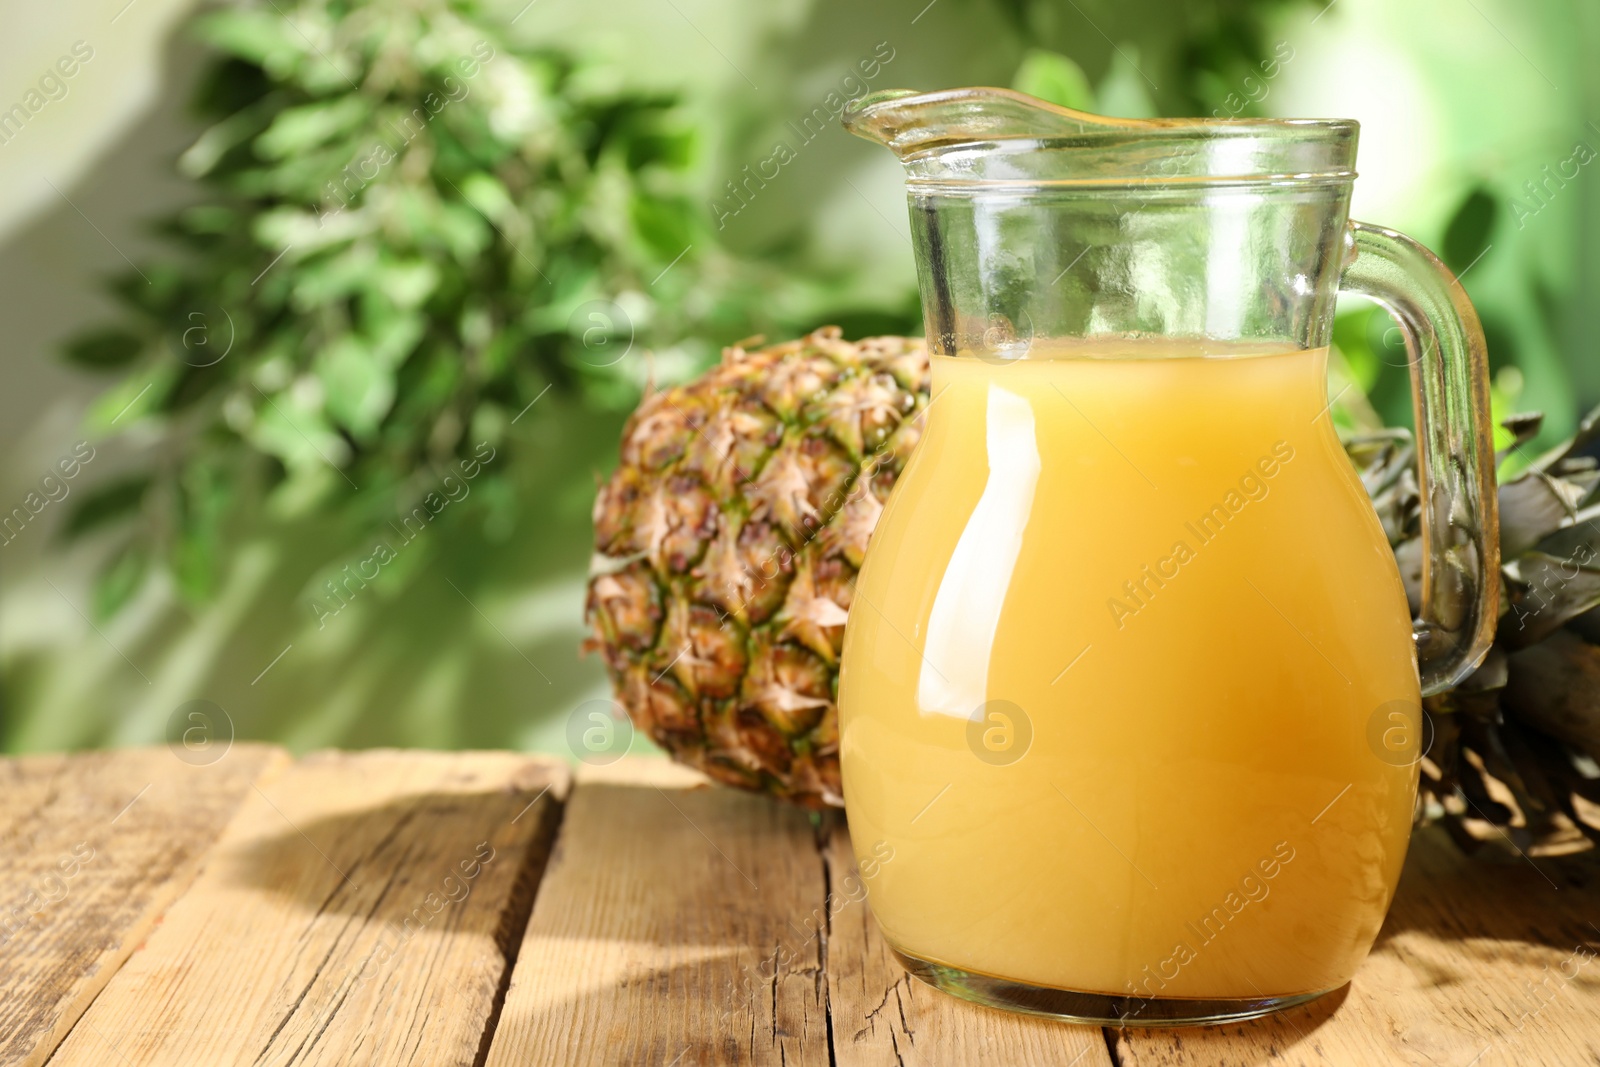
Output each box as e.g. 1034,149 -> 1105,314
841,87 -> 1143,158
841,87 -> 1357,185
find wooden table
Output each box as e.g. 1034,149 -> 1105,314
2,747 -> 1597,1066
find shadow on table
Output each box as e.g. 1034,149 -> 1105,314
1109,828 -> 1600,1065
1373,823 -> 1600,952
1107,984 -> 1350,1065
222,780 -> 563,976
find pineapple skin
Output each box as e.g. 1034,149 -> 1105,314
1341,411 -> 1600,851
585,328 -> 929,808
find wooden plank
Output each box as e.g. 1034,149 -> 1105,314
0,745 -> 284,1067
1116,823 -> 1600,1067
824,820 -> 1115,1067
45,749 -> 569,1067
482,757 -> 832,1067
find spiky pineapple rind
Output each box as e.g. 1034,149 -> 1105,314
586,327 -> 929,807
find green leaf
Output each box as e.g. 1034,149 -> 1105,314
626,124 -> 696,170
63,328 -> 146,370
249,390 -> 349,475
255,206 -> 371,257
62,476 -> 152,541
1012,49 -> 1095,111
177,205 -> 239,235
457,172 -> 515,223
190,10 -> 303,70
1442,187 -> 1497,275
317,336 -> 395,441
112,264 -> 188,318
170,463 -> 231,604
256,96 -> 372,161
180,103 -> 274,178
86,371 -> 170,430
291,244 -> 378,310
432,201 -> 493,263
1331,308 -> 1380,392
1096,47 -> 1159,119
93,539 -> 150,620
631,195 -> 695,261
377,259 -> 440,309
367,310 -> 427,368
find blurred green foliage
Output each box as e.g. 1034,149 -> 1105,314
63,0 -> 811,621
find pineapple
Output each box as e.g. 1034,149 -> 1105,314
1348,407 -> 1600,852
587,328 -> 1600,848
586,328 -> 929,807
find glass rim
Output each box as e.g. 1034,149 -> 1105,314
844,87 -> 1361,186
842,86 -> 1362,141
902,170 -> 1359,192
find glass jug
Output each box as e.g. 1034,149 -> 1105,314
836,88 -> 1499,1025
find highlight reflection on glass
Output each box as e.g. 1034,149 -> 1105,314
918,384 -> 1040,721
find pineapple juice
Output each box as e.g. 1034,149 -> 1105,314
837,341 -> 1420,1000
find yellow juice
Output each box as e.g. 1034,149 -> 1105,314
838,342 -> 1420,1001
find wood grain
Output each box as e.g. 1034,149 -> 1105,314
482,758 -> 832,1067
0,744 -> 283,1067
43,749 -> 568,1067
1115,824 -> 1600,1067
9,750 -> 1600,1066
824,820 -> 1114,1067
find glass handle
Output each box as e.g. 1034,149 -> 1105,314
1338,221 -> 1501,696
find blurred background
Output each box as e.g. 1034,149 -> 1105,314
1,0 -> 1595,758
